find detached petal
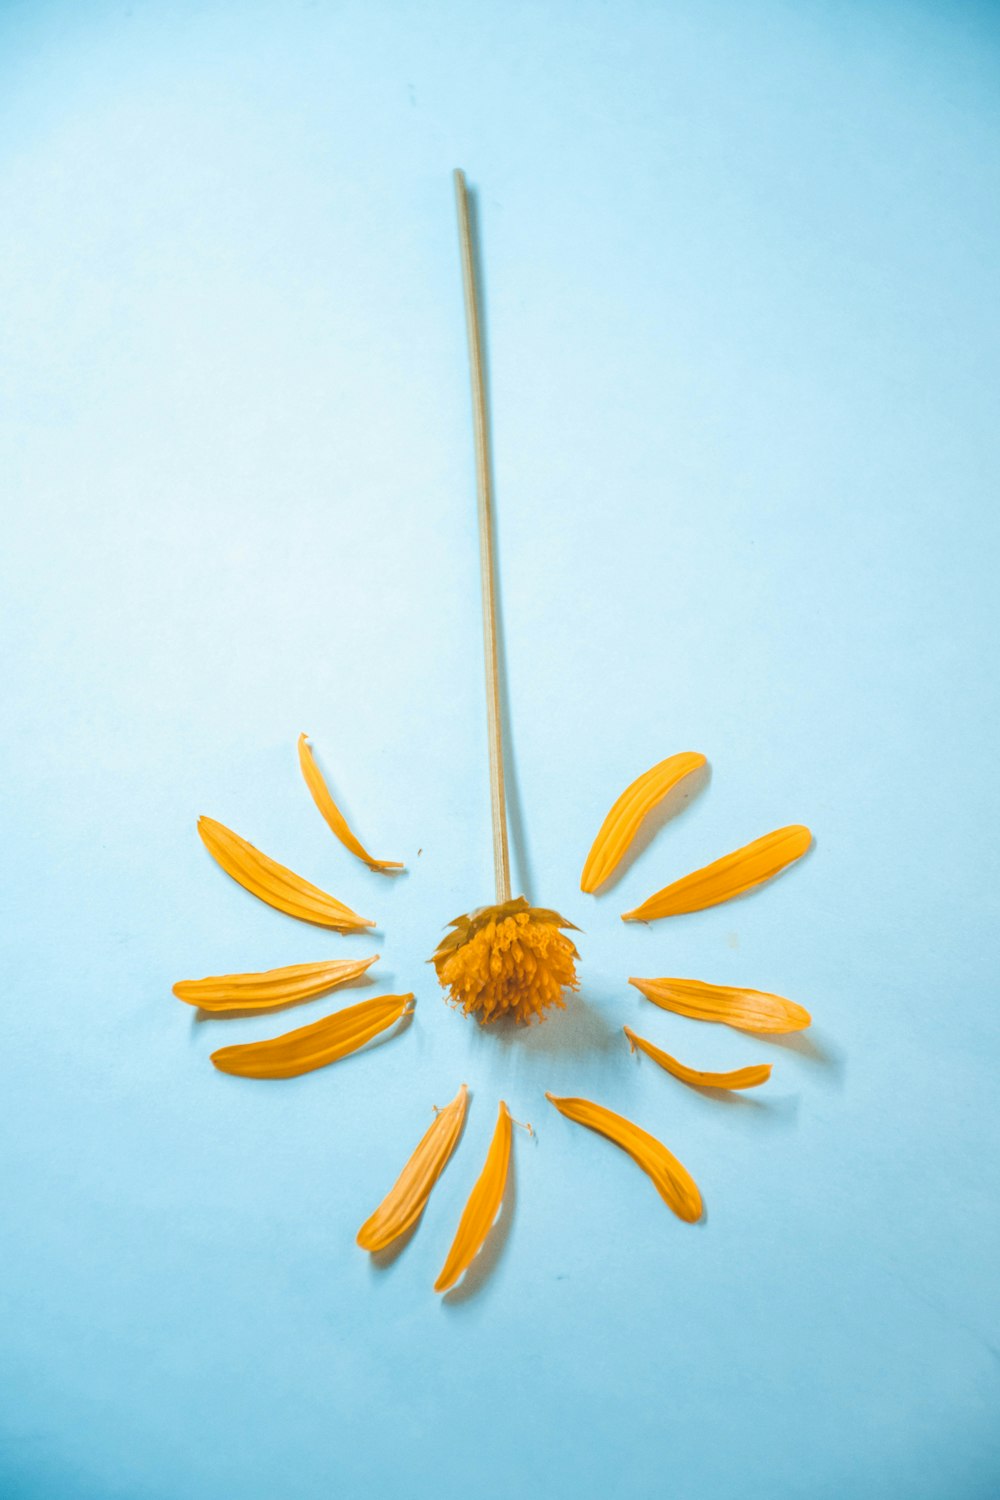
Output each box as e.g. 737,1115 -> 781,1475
630,976 -> 811,1033
173,956 -> 378,1013
622,824 -> 812,922
624,1026 -> 771,1090
198,816 -> 374,930
210,992 -> 413,1079
298,733 -> 403,872
581,751 -> 706,893
434,1101 -> 512,1293
357,1084 -> 469,1252
546,1093 -> 701,1222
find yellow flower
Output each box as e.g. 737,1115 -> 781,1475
169,173 -> 822,1294
431,896 -> 580,1025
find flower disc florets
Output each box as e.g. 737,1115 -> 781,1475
431,896 -> 580,1025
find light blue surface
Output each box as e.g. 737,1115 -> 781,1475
2,3 -> 999,1497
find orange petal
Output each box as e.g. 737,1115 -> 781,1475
622,824 -> 811,921
580,752 -> 706,894
198,816 -> 374,930
624,1025 -> 771,1090
434,1101 -> 512,1293
630,976 -> 811,1033
209,992 -> 413,1079
173,956 -> 378,1013
298,733 -> 403,872
357,1084 -> 469,1252
546,1093 -> 701,1222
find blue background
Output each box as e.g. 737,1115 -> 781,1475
2,3 -> 999,1497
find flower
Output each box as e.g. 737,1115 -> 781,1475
178,737 -> 815,1291
168,174 -> 820,1293
430,896 -> 580,1025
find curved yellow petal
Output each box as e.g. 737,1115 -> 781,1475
357,1084 -> 469,1252
630,976 -> 811,1033
622,824 -> 812,922
434,1101 -> 512,1293
623,1025 -> 771,1091
210,992 -> 413,1079
198,816 -> 374,930
298,734 -> 403,872
580,751 -> 706,893
173,955 -> 378,1013
546,1093 -> 701,1222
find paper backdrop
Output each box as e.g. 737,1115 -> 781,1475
2,3 -> 998,1497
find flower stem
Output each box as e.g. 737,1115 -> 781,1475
454,168 -> 512,904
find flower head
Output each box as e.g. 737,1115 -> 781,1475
431,896 -> 580,1025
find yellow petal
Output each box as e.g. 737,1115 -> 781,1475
173,955 -> 378,1013
198,816 -> 374,930
434,1101 -> 512,1293
210,992 -> 413,1079
630,976 -> 811,1033
580,751 -> 706,893
357,1084 -> 469,1252
623,1025 -> 771,1090
298,733 -> 403,872
622,824 -> 812,922
545,1093 -> 701,1222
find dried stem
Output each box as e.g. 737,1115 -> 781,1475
454,168 -> 511,904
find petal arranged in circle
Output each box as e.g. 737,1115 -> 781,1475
210,993 -> 413,1079
434,1101 -> 512,1293
198,815 -> 374,930
580,751 -> 706,893
173,956 -> 379,1012
623,1026 -> 771,1090
630,976 -> 811,1033
622,824 -> 812,922
546,1092 -> 702,1223
298,733 -> 403,872
357,1084 -> 469,1253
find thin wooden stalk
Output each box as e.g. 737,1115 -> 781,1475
453,168 -> 512,903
